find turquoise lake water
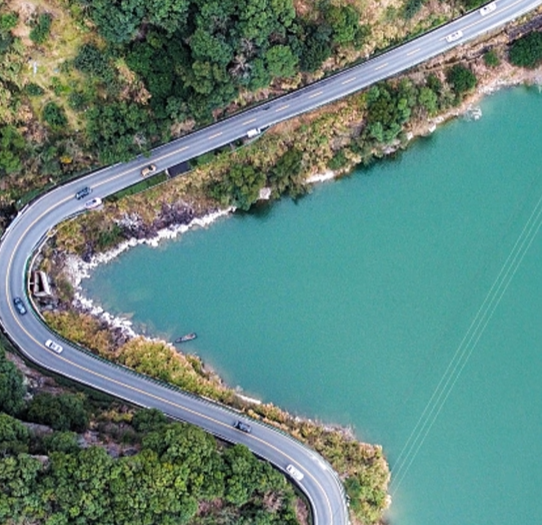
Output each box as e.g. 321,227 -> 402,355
83,87 -> 542,525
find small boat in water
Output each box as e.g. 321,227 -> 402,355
175,332 -> 197,343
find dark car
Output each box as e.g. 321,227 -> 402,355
13,297 -> 27,315
234,421 -> 252,433
75,187 -> 92,200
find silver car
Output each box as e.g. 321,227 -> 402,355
84,197 -> 102,210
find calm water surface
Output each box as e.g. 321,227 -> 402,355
84,88 -> 542,525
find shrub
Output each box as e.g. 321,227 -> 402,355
300,23 -> 332,73
268,148 -> 306,197
459,0 -> 485,8
446,64 -> 477,96
42,101 -> 68,129
484,49 -> 500,67
326,4 -> 363,46
403,0 -> 425,19
43,431 -> 80,453
74,43 -> 109,76
209,163 -> 265,210
51,77 -> 69,96
328,150 -> 349,170
265,45 -> 298,79
0,12 -> 18,33
509,31 -> 542,68
132,408 -> 168,433
0,413 -> 29,455
0,346 -> 25,415
0,126 -> 25,175
26,83 -> 44,96
29,13 -> 52,45
68,91 -> 90,110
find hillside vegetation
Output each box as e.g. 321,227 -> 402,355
0,344 -> 302,524
0,0 -> 484,214
42,310 -> 390,525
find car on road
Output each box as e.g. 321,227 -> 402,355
84,197 -> 102,210
446,30 -> 463,43
480,2 -> 496,15
141,164 -> 157,177
286,464 -> 304,481
75,187 -> 92,200
45,339 -> 63,354
13,297 -> 27,315
234,421 -> 252,433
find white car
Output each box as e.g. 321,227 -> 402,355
45,339 -> 63,354
446,30 -> 463,43
84,197 -> 102,210
479,2 -> 496,15
286,464 -> 304,481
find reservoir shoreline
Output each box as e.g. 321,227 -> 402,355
38,31 -> 542,525
63,61 -> 542,339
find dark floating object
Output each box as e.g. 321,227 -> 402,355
175,333 -> 197,344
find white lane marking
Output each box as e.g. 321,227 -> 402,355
341,77 -> 356,85
308,91 -> 324,99
242,118 -> 257,125
275,104 -> 290,112
407,47 -> 421,56
374,62 -> 389,71
208,132 -> 223,139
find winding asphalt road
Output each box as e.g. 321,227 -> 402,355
1,1 -> 541,523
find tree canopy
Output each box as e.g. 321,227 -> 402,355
74,0 -> 369,143
509,32 -> 542,68
0,346 -> 25,416
0,412 -> 299,525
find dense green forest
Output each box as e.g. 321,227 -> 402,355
0,345 -> 300,524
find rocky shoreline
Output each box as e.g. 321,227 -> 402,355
63,207 -> 233,339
